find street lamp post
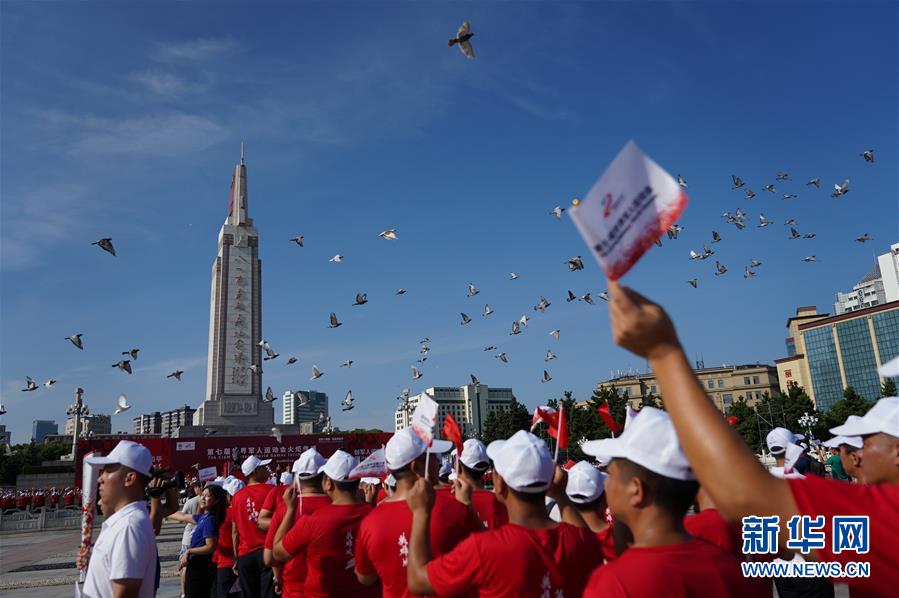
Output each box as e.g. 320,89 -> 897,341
66,387 -> 89,459
798,411 -> 818,441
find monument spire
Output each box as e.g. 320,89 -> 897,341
227,145 -> 251,227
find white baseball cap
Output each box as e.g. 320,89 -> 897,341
486,430 -> 554,493
765,427 -> 795,456
224,478 -> 245,496
460,438 -> 489,470
566,461 -> 607,504
85,440 -> 153,477
292,448 -> 327,479
385,428 -> 453,470
319,449 -> 358,482
582,407 -> 695,481
830,397 -> 899,438
241,455 -> 272,477
879,355 -> 899,377
438,459 -> 452,478
279,472 -> 294,485
822,435 -> 863,449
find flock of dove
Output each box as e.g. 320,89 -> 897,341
2,21 -> 879,431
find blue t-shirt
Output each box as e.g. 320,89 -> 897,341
189,513 -> 219,558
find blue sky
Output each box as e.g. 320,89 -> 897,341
1,1 -> 896,444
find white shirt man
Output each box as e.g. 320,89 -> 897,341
81,440 -> 159,598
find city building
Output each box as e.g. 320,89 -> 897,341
394,384 -> 516,438
282,390 -> 328,431
775,301 -> 899,411
31,420 -> 58,443
588,364 -> 780,412
834,263 -> 886,315
162,405 -> 196,437
0,424 -> 11,446
132,412 -> 162,435
190,149 -> 276,434
65,414 -> 111,437
878,243 -> 899,303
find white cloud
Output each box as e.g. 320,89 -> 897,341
128,70 -> 192,96
35,110 -> 230,157
154,37 -> 236,63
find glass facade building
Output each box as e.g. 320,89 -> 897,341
794,301 -> 899,412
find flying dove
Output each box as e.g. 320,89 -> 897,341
550,329 -> 560,340
855,233 -> 871,243
762,184 -> 776,193
286,357 -> 297,365
329,254 -> 343,263
290,236 -> 304,246
551,206 -> 565,219
92,238 -> 116,256
744,267 -> 756,279
687,279 -> 698,288
341,360 -> 354,368
566,256 -> 585,272
803,256 -> 817,263
776,171 -> 790,181
806,178 -> 820,187
496,352 -> 509,363
510,320 -> 521,336
484,345 -> 497,351
311,364 -> 323,380
460,312 -> 472,326
758,214 -> 771,228
715,261 -> 727,276
449,20 -> 475,59
353,293 -> 368,306
21,376 -> 38,392
122,348 -> 140,360
249,364 -> 263,375
750,258 -> 762,268
66,334 -> 84,350
509,272 -> 519,280
579,293 -> 595,305
566,290 -> 577,302
412,366 -> 422,380
744,189 -> 756,199
832,180 -> 850,197
329,312 -> 342,328
114,394 -> 130,415
861,150 -> 874,163
711,231 -> 722,243
264,387 -> 276,402
541,370 -> 552,383
545,350 -> 557,362
341,390 -> 354,411
534,296 -> 551,312
676,174 -> 688,188
44,378 -> 56,388
470,374 -> 480,386
467,282 -> 479,297
731,175 -> 744,189
396,288 -> 406,295
378,229 -> 398,240
483,304 -> 493,316
112,360 -> 132,374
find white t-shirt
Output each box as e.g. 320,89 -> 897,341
82,500 -> 158,598
180,495 -> 201,546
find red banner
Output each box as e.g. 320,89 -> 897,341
75,433 -> 392,488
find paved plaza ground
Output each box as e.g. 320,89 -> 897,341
1,520 -> 851,598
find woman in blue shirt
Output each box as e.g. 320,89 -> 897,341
168,483 -> 228,598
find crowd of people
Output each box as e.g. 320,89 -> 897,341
75,281 -> 897,597
0,486 -> 81,511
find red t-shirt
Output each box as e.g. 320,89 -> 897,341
596,525 -> 617,562
232,483 -> 275,555
355,492 -> 480,598
585,539 -> 755,596
470,489 -> 508,529
684,508 -> 742,559
280,495 -> 331,598
214,510 -> 236,569
427,522 -> 601,597
789,475 -> 899,598
264,487 -> 288,551
282,503 -> 377,598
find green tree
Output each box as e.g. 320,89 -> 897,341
0,441 -> 71,485
824,387 -> 875,430
756,386 -> 827,440
481,397 -> 531,445
726,398 -> 760,452
881,377 -> 897,398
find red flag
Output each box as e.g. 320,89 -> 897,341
557,406 -> 569,449
442,413 -> 464,456
597,402 -> 623,435
531,406 -> 559,433
726,415 -> 739,426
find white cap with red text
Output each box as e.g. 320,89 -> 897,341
385,427 -> 453,470
486,430 -> 554,493
582,407 -> 695,481
566,461 -> 608,504
85,440 -> 153,477
241,455 -> 272,477
292,448 -> 327,479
